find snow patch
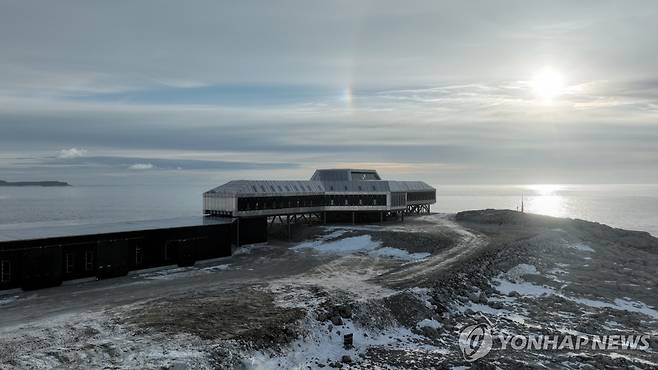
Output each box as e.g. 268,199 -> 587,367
293,235 -> 381,254
244,317 -> 444,370
417,319 -> 442,329
571,297 -> 658,320
493,278 -> 555,297
368,247 -> 430,261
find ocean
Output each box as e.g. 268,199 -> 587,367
0,184 -> 657,237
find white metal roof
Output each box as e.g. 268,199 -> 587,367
206,179 -> 434,196
206,180 -> 325,196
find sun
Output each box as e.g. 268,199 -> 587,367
531,67 -> 565,101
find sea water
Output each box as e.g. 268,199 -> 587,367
0,183 -> 657,236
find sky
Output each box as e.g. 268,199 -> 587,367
1,0 -> 657,186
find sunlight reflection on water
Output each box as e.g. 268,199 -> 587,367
521,184 -> 567,217
436,184 -> 658,236
526,194 -> 566,217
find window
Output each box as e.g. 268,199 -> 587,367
344,199 -> 348,205
136,247 -> 143,265
0,260 -> 10,283
252,185 -> 258,192
278,185 -> 283,192
330,199 -> 335,206
373,199 -> 377,205
85,250 -> 94,271
260,185 -> 266,192
65,253 -> 75,273
359,199 -> 363,205
285,185 -> 290,191
270,186 -> 275,192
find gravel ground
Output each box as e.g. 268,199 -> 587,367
0,210 -> 656,369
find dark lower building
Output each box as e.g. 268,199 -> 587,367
0,217 -> 233,291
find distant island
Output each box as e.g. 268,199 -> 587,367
0,179 -> 71,187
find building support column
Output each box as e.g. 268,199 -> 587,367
352,211 -> 355,225
380,211 -> 383,223
287,214 -> 291,241
323,211 -> 326,224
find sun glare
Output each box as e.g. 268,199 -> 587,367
525,184 -> 564,196
521,184 -> 567,217
531,67 -> 565,101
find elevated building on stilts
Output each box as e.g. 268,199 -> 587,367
203,169 -> 436,239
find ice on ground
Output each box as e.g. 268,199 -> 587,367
295,232 -> 432,262
292,235 -> 381,254
417,319 -> 442,329
494,278 -> 555,297
571,297 -> 658,320
368,247 -> 430,261
493,275 -> 658,320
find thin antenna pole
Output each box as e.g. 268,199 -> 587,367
521,192 -> 524,213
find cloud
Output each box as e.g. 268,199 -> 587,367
58,148 -> 87,159
42,155 -> 298,171
128,163 -> 154,170
1,2 -> 658,184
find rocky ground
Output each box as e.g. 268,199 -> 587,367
0,210 -> 656,369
